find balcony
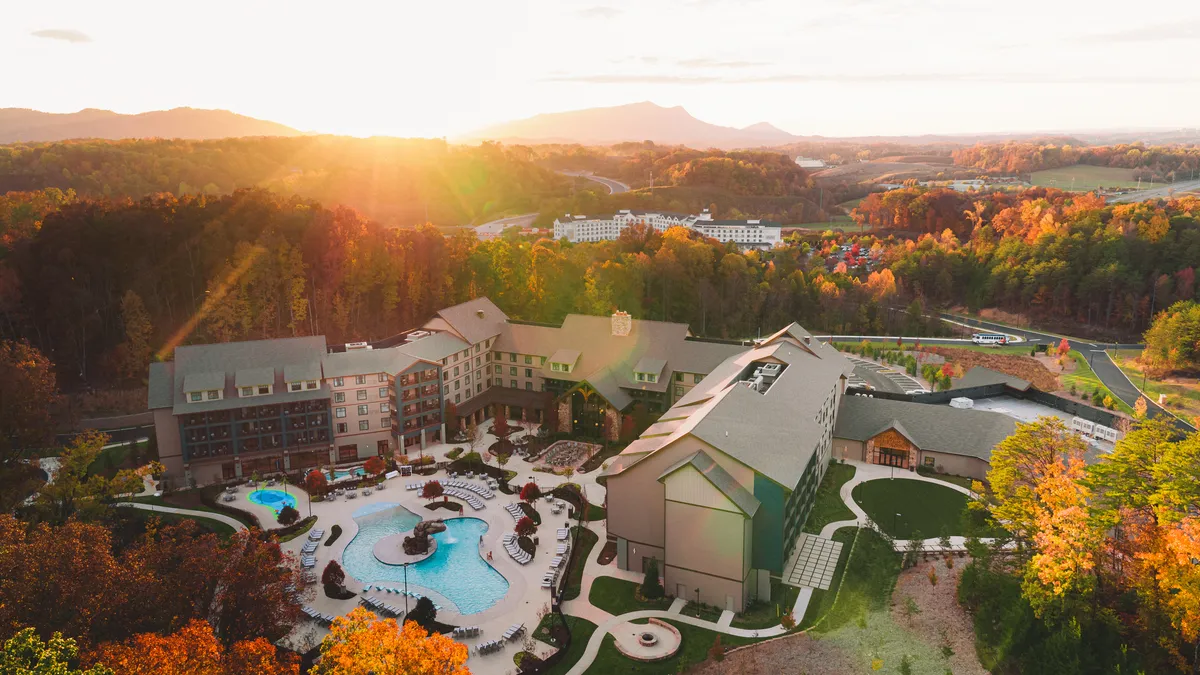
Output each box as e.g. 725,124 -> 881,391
419,385 -> 439,398
421,369 -> 439,382
421,400 -> 439,413
401,390 -> 419,403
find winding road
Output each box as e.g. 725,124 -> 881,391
115,501 -> 248,531
557,171 -> 630,194
1109,177 -> 1200,203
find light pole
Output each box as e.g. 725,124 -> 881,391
695,587 -> 701,610
402,562 -> 411,617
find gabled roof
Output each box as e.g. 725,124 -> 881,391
432,297 -> 508,345
397,332 -> 470,364
235,367 -> 275,388
955,366 -> 1032,392
633,357 -> 666,376
548,348 -> 581,366
658,450 -> 760,517
284,362 -> 322,383
148,362 -> 175,409
182,371 -> 224,393
834,396 -> 1017,461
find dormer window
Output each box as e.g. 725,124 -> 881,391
241,386 -> 254,397
258,385 -> 271,395
635,372 -> 658,383
290,382 -> 302,392
190,391 -> 203,402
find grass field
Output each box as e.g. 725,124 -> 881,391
1030,165 -> 1141,190
838,197 -> 865,210
1109,349 -> 1200,423
851,479 -> 968,539
786,215 -> 858,231
587,576 -> 672,616
803,462 -> 856,534
801,527 -> 899,632
540,615 -> 598,675
1060,350 -> 1134,414
592,619 -> 757,674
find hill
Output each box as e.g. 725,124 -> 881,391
460,101 -> 801,149
0,107 -> 301,143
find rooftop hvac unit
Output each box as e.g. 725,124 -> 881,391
949,397 -> 974,409
759,363 -> 783,377
346,341 -> 370,351
405,331 -> 432,343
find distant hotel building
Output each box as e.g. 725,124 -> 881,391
552,209 -> 782,250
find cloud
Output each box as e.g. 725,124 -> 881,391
676,58 -> 766,69
546,71 -> 1200,86
30,28 -> 92,44
576,6 -> 621,19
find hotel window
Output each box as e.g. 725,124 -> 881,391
509,353 -> 516,362
454,380 -> 460,390
455,394 -> 461,403
509,367 -> 517,376
540,356 -> 546,365
675,372 -> 683,381
190,392 -> 202,402
335,407 -> 346,418
494,365 -> 502,374
333,377 -> 344,387
359,420 -> 370,431
207,390 -> 220,400
475,357 -> 481,367
336,422 -> 348,433
378,387 -> 388,398
524,355 -> 532,364
443,384 -> 449,395
525,382 -> 532,391
378,373 -> 387,383
675,386 -> 684,397
694,374 -> 703,384
290,382 -> 302,392
241,386 -> 254,396
335,392 -> 345,403
306,380 -> 318,390
510,380 -> 517,388
462,350 -> 468,358
357,390 -> 367,401
466,374 -> 472,384
357,404 -> 369,415
454,366 -> 460,377
355,375 -> 367,385
380,403 -> 390,413
476,383 -> 482,393
525,368 -> 532,378
474,344 -> 480,354
381,417 -> 390,428
257,385 -> 270,395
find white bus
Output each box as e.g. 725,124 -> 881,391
971,333 -> 1008,346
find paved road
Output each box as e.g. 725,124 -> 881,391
557,170 -> 630,194
115,501 -> 249,531
473,213 -> 537,240
1109,178 -> 1200,203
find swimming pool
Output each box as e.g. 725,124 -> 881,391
248,489 -> 297,514
327,467 -> 366,480
341,503 -> 509,615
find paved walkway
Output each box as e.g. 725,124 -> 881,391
114,501 -> 248,531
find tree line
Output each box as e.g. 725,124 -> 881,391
952,140 -> 1200,182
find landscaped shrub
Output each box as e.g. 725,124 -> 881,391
408,596 -> 437,629
421,481 -> 444,501
708,635 -> 724,662
641,557 -> 664,599
363,455 -> 385,475
515,516 -> 536,537
324,524 -> 343,546
915,464 -> 934,477
520,482 -> 541,503
445,448 -> 464,460
276,505 -> 300,526
322,560 -> 345,587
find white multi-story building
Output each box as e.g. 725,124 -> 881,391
553,209 -> 781,250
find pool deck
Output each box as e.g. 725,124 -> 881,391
279,420 -> 592,672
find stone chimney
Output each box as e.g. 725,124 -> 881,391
611,310 -> 632,337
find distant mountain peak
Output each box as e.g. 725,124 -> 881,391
460,102 -> 798,149
0,107 -> 301,144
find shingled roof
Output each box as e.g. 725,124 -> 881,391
834,395 -> 1018,461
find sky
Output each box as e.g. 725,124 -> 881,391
5,0 -> 1200,139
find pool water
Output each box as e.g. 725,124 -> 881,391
341,503 -> 509,615
328,467 -> 366,480
248,489 -> 297,514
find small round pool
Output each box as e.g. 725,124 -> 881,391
248,489 -> 297,513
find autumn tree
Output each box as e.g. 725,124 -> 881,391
304,469 -> 328,495
87,619 -> 297,675
421,481 -> 444,501
492,410 -> 511,439
515,516 -> 536,538
114,290 -> 154,382
363,455 -> 385,476
520,482 -> 541,503
311,607 -> 468,675
0,628 -> 113,675
277,505 -> 299,526
1056,338 -> 1070,358
206,531 -> 306,645
463,418 -> 481,457
0,340 -> 58,464
36,430 -> 143,524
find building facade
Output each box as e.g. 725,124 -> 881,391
553,209 -> 781,250
601,325 -> 853,612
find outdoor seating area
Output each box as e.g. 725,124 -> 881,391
502,533 -> 531,564
301,606 -> 335,625
556,528 -> 569,541
502,623 -> 526,641
363,585 -> 442,610
538,440 -> 599,469
443,487 -> 485,511
474,639 -> 506,655
451,626 -> 482,638
360,595 -> 404,617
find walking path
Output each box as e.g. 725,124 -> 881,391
114,501 -> 248,531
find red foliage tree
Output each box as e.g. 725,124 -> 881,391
515,516 -> 536,538
304,469 -> 327,495
491,411 -> 511,439
520,482 -> 541,503
940,362 -> 954,379
322,560 -> 345,587
363,456 -> 385,476
87,619 -> 299,675
421,481 -> 444,501
1056,338 -> 1070,357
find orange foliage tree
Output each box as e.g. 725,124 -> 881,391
363,455 -> 385,476
311,607 -> 469,675
87,619 -> 297,675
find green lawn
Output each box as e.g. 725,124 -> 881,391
928,472 -> 975,490
733,578 -> 800,629
587,576 -> 672,616
801,527 -> 900,632
113,504 -> 236,538
538,615 -> 597,675
560,526 -> 599,601
1109,349 -> 1200,422
1030,165 -> 1142,190
851,479 -> 968,539
803,462 -> 856,534
87,440 -> 148,478
591,619 -> 757,674
1060,350 -> 1134,414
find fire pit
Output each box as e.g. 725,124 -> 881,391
637,632 -> 659,647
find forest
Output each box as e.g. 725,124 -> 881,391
0,136 -> 571,227
952,140 -> 1200,182
851,187 -> 1200,335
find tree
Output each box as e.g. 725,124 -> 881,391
641,557 -> 664,599
421,481 -> 444,501
1022,448 -> 1098,617
114,290 -> 154,382
276,505 -> 299,526
363,455 -> 385,476
520,482 -> 541,503
901,595 -> 921,623
406,598 -> 438,632
492,410 -> 511,439
0,340 -> 59,464
87,619 -> 297,675
322,561 -> 346,588
0,628 -> 113,675
304,469 -> 328,495
312,607 -> 466,675
515,516 -> 536,538
36,430 -> 142,524
1134,396 -> 1149,419
463,418 -> 481,457
205,531 -> 306,645
708,635 -> 724,662
443,402 -> 460,439
1056,338 -> 1070,358
1142,301 -> 1200,374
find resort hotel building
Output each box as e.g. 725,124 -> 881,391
553,209 -> 782,249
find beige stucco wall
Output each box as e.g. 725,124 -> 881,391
664,490 -> 747,585
918,451 -> 988,481
832,438 -> 865,462
154,408 -> 185,483
663,563 -> 749,613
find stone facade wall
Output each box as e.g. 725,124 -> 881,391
605,406 -> 621,441
865,428 -> 917,469
557,398 -> 572,433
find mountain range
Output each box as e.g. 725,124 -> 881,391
458,101 -> 802,149
0,107 -> 301,144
